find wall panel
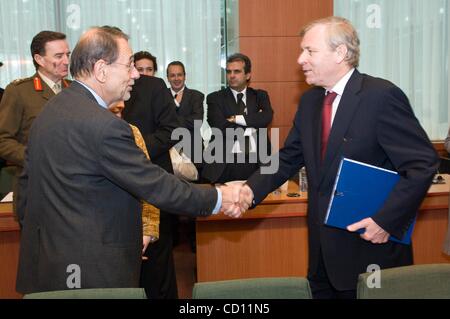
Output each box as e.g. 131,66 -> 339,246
240,0 -> 334,37
238,0 -> 333,145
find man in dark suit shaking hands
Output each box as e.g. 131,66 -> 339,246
240,17 -> 439,298
16,26 -> 245,295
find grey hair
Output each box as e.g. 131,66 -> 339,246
70,26 -> 129,78
300,16 -> 360,68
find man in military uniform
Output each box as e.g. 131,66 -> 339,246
0,31 -> 71,217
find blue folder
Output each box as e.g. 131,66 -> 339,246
324,158 -> 415,245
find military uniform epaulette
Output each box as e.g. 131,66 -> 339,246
62,78 -> 72,87
11,76 -> 33,86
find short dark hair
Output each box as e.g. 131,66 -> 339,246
226,53 -> 252,74
70,26 -> 129,78
133,51 -> 158,72
166,61 -> 186,76
30,31 -> 67,69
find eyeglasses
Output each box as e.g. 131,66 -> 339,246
110,61 -> 135,73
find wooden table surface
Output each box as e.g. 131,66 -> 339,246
196,176 -> 450,282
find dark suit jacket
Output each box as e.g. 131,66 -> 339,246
173,87 -> 204,132
202,87 -> 273,183
123,76 -> 179,173
246,70 -> 439,290
16,81 -> 217,294
170,87 -> 204,162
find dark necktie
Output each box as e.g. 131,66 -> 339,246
321,91 -> 338,161
173,93 -> 180,111
236,92 -> 250,154
237,93 -> 246,115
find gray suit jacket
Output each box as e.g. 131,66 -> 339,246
16,81 -> 217,294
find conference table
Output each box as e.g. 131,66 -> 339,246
1,176 -> 449,298
196,176 -> 450,282
0,200 -> 20,298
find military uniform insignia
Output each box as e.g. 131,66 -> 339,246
33,76 -> 43,91
62,79 -> 70,88
12,77 -> 31,86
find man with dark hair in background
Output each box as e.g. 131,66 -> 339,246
134,50 -> 158,76
202,53 -> 274,184
166,60 -> 204,167
166,60 -> 205,252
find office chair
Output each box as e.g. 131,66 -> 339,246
192,277 -> 312,299
357,263 -> 450,299
23,288 -> 147,299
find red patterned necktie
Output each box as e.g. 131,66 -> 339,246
321,91 -> 338,160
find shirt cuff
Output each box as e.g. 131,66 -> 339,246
212,187 -> 222,214
235,115 -> 246,126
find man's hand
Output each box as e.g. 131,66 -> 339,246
240,184 -> 254,210
227,115 -> 236,123
347,217 -> 390,244
219,184 -> 244,218
218,182 -> 255,218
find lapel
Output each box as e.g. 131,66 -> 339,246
308,89 -> 327,181
225,88 -> 238,115
179,87 -> 191,112
62,79 -> 70,88
35,73 -> 55,101
319,70 -> 363,184
245,88 -> 257,114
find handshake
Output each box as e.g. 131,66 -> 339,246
218,181 -> 254,218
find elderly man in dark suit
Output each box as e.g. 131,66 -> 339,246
202,53 -> 274,184
240,17 -> 439,299
16,26 -> 244,295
